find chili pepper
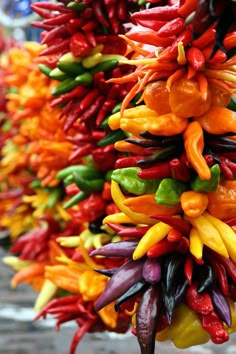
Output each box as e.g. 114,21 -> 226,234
137,145 -> 180,168
97,129 -> 126,147
190,164 -> 220,192
155,178 -> 187,207
72,172 -> 104,193
169,29 -> 193,56
92,145 -> 117,172
30,4 -> 53,18
75,72 -> 93,85
126,31 -> 174,47
132,5 -> 179,21
167,229 -> 183,243
94,267 -> 119,278
32,2 -> 70,12
117,226 -> 151,238
90,240 -> 138,258
40,38 -> 70,57
137,162 -> 171,180
157,17 -> 185,37
63,190 -> 87,209
204,212 -> 236,262
90,59 -> 119,75
185,283 -> 214,315
195,106 -> 236,135
186,214 -> 229,258
115,156 -> 143,169
150,215 -> 191,235
189,227 -> 203,260
67,1 -> 88,11
57,62 -> 85,76
142,258 -> 162,284
56,164 -> 102,180
49,68 -> 69,81
51,78 -> 79,96
95,258 -> 145,311
197,264 -> 215,293
147,238 -> 177,258
111,167 -> 160,196
164,253 -> 185,294
184,254 -> 193,285
44,13 -> 75,26
79,96 -> 105,123
180,190 -> 209,218
200,311 -> 229,344
178,0 -> 199,17
69,32 -> 92,57
133,222 -> 172,260
38,64 -> 52,78
31,21 -> 54,30
136,284 -> 162,354
92,0 -> 109,27
169,158 -> 192,182
41,25 -> 68,46
124,194 -> 181,217
115,280 -> 149,312
183,121 -> 211,180
210,287 -> 231,327
186,47 -> 206,71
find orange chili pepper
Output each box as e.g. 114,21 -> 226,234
11,262 -> 48,288
180,190 -> 209,218
183,121 -> 211,180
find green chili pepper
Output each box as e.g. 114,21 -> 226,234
105,170 -> 113,181
67,1 -> 88,11
73,172 -> 104,192
38,64 -> 52,78
49,68 -> 70,81
75,72 -> 93,85
63,190 -> 87,209
30,179 -> 42,189
190,164 -> 220,192
98,129 -> 126,147
112,103 -> 122,114
100,115 -> 110,129
111,167 -> 160,195
51,78 -> 79,96
46,187 -> 62,208
90,59 -> 118,75
56,165 -> 102,180
57,62 -> 86,76
155,178 -> 187,206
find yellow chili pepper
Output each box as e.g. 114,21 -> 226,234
204,211 -> 236,262
185,214 -> 229,258
120,112 -> 188,137
78,270 -> 107,301
2,256 -> 33,271
82,52 -> 103,68
44,265 -> 82,294
108,105 -> 158,130
132,222 -> 172,260
34,279 -> 58,311
124,194 -> 181,216
189,227 -> 203,260
103,212 -> 138,225
180,190 -> 208,218
183,121 -> 211,180
98,302 -> 118,329
110,181 -> 156,225
156,303 -> 210,348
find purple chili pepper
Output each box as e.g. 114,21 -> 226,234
90,240 -> 139,258
142,258 -> 162,284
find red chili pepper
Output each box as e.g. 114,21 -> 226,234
192,27 -> 216,48
126,31 -> 174,47
147,238 -> 177,258
222,216 -> 236,227
92,0 -> 109,27
204,154 -> 214,166
65,184 -> 80,196
206,250 -> 236,283
219,158 -> 234,179
202,46 -> 227,64
50,86 -> 89,107
150,215 -> 191,235
186,46 -> 206,71
79,89 -> 100,111
176,236 -> 189,254
41,25 -> 68,45
169,158 -> 192,182
66,18 -> 84,34
137,162 -> 171,180
79,96 -> 105,123
178,0 -> 199,18
92,145 -> 117,171
32,21 -> 54,30
115,156 -> 144,169
213,263 -> 229,296
43,13 -> 75,26
30,4 -> 53,19
69,143 -> 94,161
184,254 -> 193,285
185,283 -> 214,314
118,225 -> 151,238
31,2 -> 71,12
167,229 -> 183,243
70,32 -> 92,57
101,181 -> 112,201
86,32 -> 97,47
81,21 -> 97,33
132,5 -> 179,22
117,0 -> 127,21
157,17 -> 185,37
106,202 -> 120,215
169,29 -> 193,55
200,311 -> 229,344
40,38 -> 70,56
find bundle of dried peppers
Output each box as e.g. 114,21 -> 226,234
1,1 -> 236,354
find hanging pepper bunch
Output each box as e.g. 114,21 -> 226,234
1,1 -> 236,354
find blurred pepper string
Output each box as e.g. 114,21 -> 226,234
0,1 -> 236,354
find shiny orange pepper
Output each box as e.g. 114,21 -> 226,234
208,181 -> 236,219
183,121 -> 211,180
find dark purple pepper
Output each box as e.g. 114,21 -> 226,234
210,287 -> 232,327
115,280 -> 149,312
142,258 -> 161,284
90,240 -> 138,258
136,284 -> 162,354
95,259 -> 145,311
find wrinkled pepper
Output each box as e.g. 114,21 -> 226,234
155,178 -> 187,207
190,164 -> 220,192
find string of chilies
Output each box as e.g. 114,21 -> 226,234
1,1 -> 236,354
